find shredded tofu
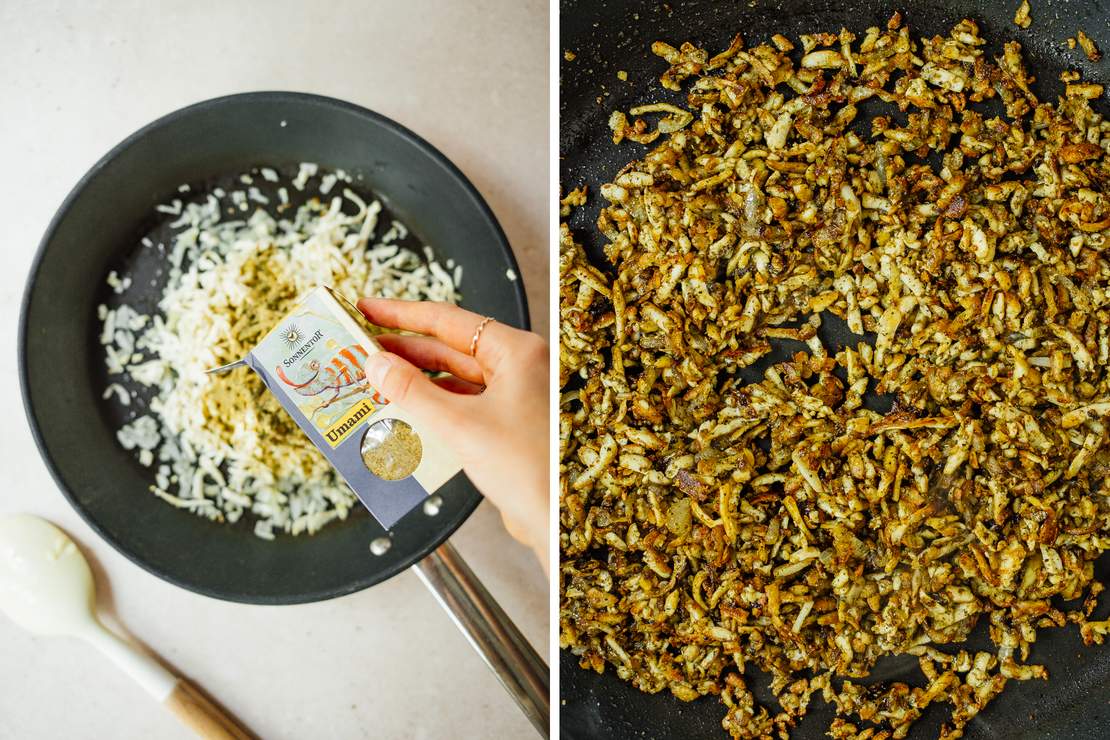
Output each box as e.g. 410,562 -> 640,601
292,162 -> 318,191
99,166 -> 461,538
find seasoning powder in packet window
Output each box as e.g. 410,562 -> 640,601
223,286 -> 461,528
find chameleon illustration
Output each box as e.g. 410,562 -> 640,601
274,344 -> 387,419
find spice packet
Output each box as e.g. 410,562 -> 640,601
211,286 -> 461,528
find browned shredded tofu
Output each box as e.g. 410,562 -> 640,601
561,12 -> 1110,740
1078,30 -> 1102,62
560,186 -> 588,217
1014,0 -> 1032,29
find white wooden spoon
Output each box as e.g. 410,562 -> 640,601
0,514 -> 252,739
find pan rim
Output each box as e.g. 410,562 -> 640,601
18,90 -> 530,605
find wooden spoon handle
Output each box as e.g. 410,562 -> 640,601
164,679 -> 254,740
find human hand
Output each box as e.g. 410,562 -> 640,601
357,297 -> 549,574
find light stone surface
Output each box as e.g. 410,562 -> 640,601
0,1 -> 549,738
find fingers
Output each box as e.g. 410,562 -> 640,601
432,375 -> 485,395
357,297 -> 520,372
363,352 -> 469,425
375,334 -> 484,385
358,298 -> 484,351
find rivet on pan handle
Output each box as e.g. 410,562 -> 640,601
413,541 -> 550,737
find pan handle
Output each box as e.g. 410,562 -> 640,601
413,541 -> 549,738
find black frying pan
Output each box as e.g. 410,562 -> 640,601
19,92 -> 547,734
560,1 -> 1110,738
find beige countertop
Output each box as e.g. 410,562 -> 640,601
0,1 -> 548,738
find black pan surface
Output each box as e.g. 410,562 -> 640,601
20,92 -> 528,605
560,1 -> 1110,738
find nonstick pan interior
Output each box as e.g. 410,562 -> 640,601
559,1 -> 1110,738
20,92 -> 528,605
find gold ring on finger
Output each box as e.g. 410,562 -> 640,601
469,316 -> 495,357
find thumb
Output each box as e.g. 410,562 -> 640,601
363,352 -> 465,427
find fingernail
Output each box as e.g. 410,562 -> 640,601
365,353 -> 394,389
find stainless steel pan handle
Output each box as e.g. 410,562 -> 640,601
413,542 -> 550,738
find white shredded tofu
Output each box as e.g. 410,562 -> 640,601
106,270 -> 132,294
102,383 -> 131,406
155,199 -> 182,215
506,268 -> 518,281
117,415 -> 160,451
381,221 -> 407,245
99,166 -> 459,538
292,162 -> 318,191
